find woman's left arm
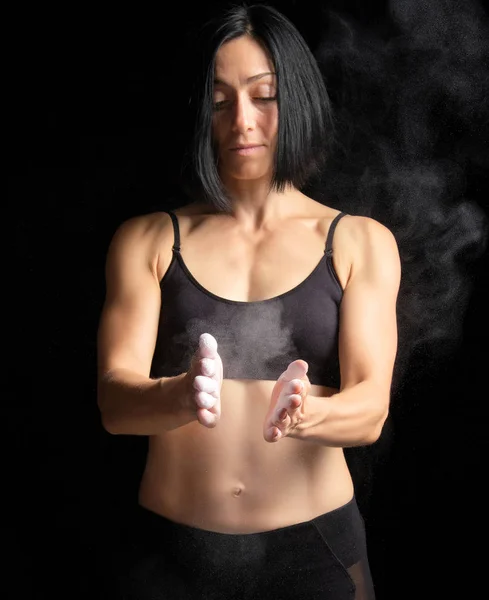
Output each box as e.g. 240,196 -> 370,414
294,216 -> 401,447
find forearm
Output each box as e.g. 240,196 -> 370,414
97,368 -> 195,435
293,380 -> 389,447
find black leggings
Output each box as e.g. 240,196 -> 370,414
111,496 -> 375,600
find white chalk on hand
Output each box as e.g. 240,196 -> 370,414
197,391 -> 216,410
201,358 -> 215,377
194,375 -> 218,394
199,333 -> 218,357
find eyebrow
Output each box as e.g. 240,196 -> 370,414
213,72 -> 276,86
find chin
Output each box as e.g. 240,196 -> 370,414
222,163 -> 273,181
232,170 -> 270,180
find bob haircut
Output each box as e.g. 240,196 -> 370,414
179,2 -> 335,213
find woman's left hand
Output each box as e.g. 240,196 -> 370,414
263,360 -> 311,443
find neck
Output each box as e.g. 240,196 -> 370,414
222,177 -> 300,231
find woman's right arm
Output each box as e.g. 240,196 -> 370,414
96,214 -> 195,435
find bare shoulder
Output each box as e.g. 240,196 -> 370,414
309,203 -> 400,288
106,211 -> 175,279
336,214 -> 401,286
110,211 -> 173,243
334,214 -> 398,251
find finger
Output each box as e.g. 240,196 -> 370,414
279,360 -> 308,382
285,379 -> 304,395
199,333 -> 218,358
196,391 -> 216,410
288,393 -> 303,409
271,427 -> 282,442
276,395 -> 301,422
265,425 -> 281,442
286,360 -> 308,379
194,375 -> 218,394
200,358 -> 215,377
197,407 -> 219,428
278,407 -> 288,421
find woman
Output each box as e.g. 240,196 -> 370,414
97,3 -> 401,599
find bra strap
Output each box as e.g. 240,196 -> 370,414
167,211 -> 181,252
325,212 -> 348,256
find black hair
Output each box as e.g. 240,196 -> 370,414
179,2 -> 335,212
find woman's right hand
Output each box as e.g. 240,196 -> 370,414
182,333 -> 223,428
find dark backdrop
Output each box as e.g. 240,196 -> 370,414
13,1 -> 488,598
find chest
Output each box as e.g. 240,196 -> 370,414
180,229 -> 328,303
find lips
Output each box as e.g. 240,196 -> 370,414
230,144 -> 262,150
229,145 -> 265,156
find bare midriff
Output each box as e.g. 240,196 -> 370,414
138,378 -> 354,534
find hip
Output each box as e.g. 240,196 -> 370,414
112,495 -> 375,599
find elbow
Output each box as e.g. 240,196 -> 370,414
99,410 -> 121,435
358,381 -> 391,445
361,408 -> 389,446
97,382 -> 120,435
361,427 -> 383,446
98,402 -> 125,436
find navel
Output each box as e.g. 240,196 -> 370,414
232,485 -> 244,497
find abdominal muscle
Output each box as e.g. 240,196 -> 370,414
138,378 -> 354,534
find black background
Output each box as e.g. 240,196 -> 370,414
13,1 -> 489,598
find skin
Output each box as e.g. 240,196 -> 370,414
97,35 -> 401,533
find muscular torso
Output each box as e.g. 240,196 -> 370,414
138,194 -> 355,533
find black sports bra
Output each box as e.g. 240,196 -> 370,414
149,211 -> 347,388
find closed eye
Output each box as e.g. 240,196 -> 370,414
213,97 -> 277,111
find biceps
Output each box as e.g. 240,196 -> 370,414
97,292 -> 161,377
338,279 -> 398,390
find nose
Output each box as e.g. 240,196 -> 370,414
232,95 -> 255,133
